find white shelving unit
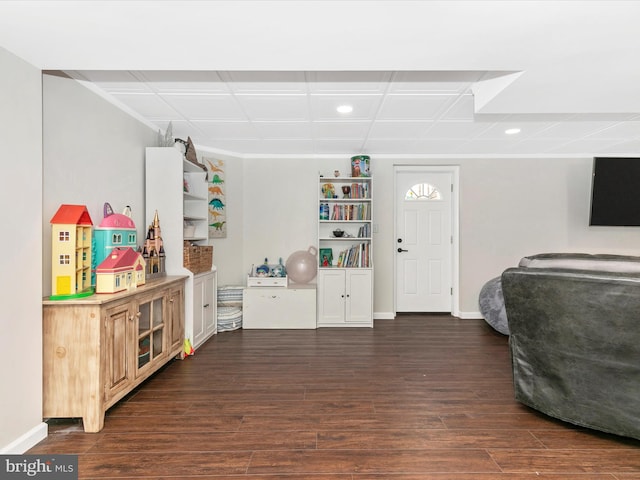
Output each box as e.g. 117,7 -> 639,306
317,176 -> 373,327
145,147 -> 217,348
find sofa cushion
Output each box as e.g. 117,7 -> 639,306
518,253 -> 640,273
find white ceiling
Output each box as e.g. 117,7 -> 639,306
3,1 -> 640,157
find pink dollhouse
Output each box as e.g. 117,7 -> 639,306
95,247 -> 146,294
50,204 -> 94,299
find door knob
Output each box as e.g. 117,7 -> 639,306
397,247 -> 408,253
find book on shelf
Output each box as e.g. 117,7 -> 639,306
329,203 -> 370,221
335,243 -> 370,268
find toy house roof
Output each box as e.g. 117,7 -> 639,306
97,247 -> 144,272
50,204 -> 93,226
98,212 -> 136,230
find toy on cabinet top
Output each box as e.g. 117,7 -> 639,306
351,155 -> 370,177
141,210 -> 166,279
92,202 -> 138,286
49,204 -> 94,300
95,247 -> 146,294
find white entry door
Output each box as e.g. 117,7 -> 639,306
395,167 -> 453,312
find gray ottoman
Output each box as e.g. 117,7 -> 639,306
479,276 -> 509,335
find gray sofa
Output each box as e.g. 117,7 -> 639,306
501,253 -> 640,440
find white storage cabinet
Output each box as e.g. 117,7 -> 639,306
243,285 -> 316,329
192,270 -> 217,348
317,269 -> 372,326
145,147 -> 217,349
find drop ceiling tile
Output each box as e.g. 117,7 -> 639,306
313,138 -> 367,154
308,72 -> 391,93
261,138 -> 317,153
453,138 -> 521,154
367,121 -> 433,139
110,93 -> 181,118
548,137 -> 639,154
362,138 -> 421,154
532,121 -> 620,139
377,94 -> 457,121
312,121 -> 371,138
190,120 -> 258,139
584,121 -> 640,139
600,138 -> 640,153
224,71 -> 308,93
411,138 -> 475,154
138,71 -> 229,93
499,138 -> 577,154
236,94 -> 309,121
424,121 -> 491,139
310,94 -> 383,121
253,121 -> 312,139
476,121 -> 557,139
160,93 -> 246,120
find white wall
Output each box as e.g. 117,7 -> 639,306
0,47 -> 46,452
42,73 -> 158,296
240,155 -> 640,318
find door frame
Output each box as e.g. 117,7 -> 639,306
393,165 -> 460,317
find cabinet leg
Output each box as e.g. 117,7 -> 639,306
82,411 -> 105,433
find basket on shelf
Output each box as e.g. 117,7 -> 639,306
183,242 -> 213,274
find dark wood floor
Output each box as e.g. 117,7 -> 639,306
29,315 -> 640,479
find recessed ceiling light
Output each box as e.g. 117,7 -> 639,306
337,104 -> 353,114
505,128 -> 521,135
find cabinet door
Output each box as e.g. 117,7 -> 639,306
135,293 -> 166,375
346,270 -> 372,323
167,285 -> 184,353
202,273 -> 216,337
317,270 -> 346,324
192,276 -> 205,347
104,302 -> 133,401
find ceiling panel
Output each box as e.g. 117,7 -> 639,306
310,94 -> 383,121
377,94 -> 458,121
235,94 -> 309,121
61,68 -> 640,156
312,121 -> 372,139
162,93 -> 246,120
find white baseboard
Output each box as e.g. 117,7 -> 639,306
375,311 -> 483,320
0,422 -> 48,454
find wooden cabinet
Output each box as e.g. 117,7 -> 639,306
317,175 -> 373,327
192,270 -> 217,349
243,286 -> 316,329
42,276 -> 186,432
317,269 -> 372,327
145,147 -> 217,349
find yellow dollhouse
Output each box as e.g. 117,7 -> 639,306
50,204 -> 94,299
95,247 -> 146,294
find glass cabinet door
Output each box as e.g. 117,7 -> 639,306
137,295 -> 165,371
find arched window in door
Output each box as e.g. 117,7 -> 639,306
405,183 -> 442,200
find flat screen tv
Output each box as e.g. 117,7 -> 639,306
590,157 -> 640,226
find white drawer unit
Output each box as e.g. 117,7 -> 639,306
243,285 -> 316,329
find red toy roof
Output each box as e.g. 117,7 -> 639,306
50,204 -> 93,226
97,247 -> 143,272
